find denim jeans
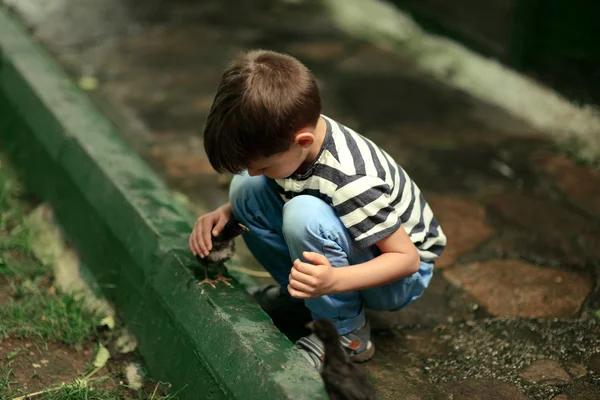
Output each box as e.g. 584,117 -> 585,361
230,172 -> 434,335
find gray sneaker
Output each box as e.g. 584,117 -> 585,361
296,319 -> 375,371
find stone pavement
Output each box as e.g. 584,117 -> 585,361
4,0 -> 600,398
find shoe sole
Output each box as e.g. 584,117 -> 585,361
349,340 -> 375,363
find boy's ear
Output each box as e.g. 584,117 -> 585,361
294,131 -> 315,148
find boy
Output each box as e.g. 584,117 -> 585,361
189,49 -> 446,370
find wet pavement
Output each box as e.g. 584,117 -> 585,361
4,0 -> 600,398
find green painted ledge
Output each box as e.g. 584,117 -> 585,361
0,8 -> 326,400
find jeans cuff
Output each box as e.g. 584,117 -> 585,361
319,309 -> 366,336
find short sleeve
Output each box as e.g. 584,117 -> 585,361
332,175 -> 401,249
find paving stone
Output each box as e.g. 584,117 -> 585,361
443,260 -> 592,318
535,153 -> 600,217
148,141 -> 215,178
363,360 -> 445,400
483,228 -> 591,270
287,41 -> 347,61
486,188 -> 590,235
427,195 -> 494,268
163,156 -> 215,177
587,354 -> 600,374
439,379 -> 528,400
486,188 -> 600,267
336,44 -> 418,75
367,273 -> 476,329
519,360 -> 571,385
562,381 -> 600,400
566,362 -> 588,379
400,329 -> 450,358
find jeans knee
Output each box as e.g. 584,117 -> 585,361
229,173 -> 270,218
282,195 -> 338,243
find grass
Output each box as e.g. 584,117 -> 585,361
7,379 -> 178,400
0,156 -> 179,398
0,158 -> 100,347
39,380 -> 180,400
0,288 -> 100,346
0,369 -> 177,400
0,369 -> 18,399
40,385 -> 122,400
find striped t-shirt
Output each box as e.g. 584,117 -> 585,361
274,115 -> 446,262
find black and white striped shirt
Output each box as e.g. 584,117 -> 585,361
274,115 -> 446,262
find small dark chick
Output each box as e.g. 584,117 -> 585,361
195,219 -> 249,288
308,319 -> 378,400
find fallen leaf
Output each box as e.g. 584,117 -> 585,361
93,345 -> 110,368
172,191 -> 191,206
99,315 -> 115,330
78,76 -> 98,91
32,363 -> 41,368
124,363 -> 144,390
7,348 -> 22,360
72,378 -> 88,388
40,359 -> 49,364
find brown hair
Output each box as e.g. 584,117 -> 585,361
203,49 -> 322,174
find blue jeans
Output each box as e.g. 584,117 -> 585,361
230,172 -> 434,335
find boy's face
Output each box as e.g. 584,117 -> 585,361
247,143 -> 308,179
246,124 -> 322,179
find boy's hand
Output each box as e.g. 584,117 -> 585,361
189,203 -> 233,258
288,251 -> 337,299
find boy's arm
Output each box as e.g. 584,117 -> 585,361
331,227 -> 419,293
288,227 -> 420,298
288,175 -> 420,298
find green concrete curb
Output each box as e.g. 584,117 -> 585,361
0,8 -> 326,400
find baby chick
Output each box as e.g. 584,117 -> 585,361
195,218 -> 249,288
307,319 -> 378,400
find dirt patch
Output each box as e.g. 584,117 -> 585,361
0,337 -> 95,394
0,334 -> 169,398
0,270 -> 171,399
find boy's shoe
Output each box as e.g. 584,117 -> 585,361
249,284 -> 312,323
296,319 -> 375,371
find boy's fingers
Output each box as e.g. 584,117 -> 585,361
195,227 -> 207,257
289,278 -> 313,294
190,228 -> 200,256
213,217 -> 227,236
293,260 -> 316,275
189,234 -> 197,255
192,219 -> 204,257
290,268 -> 315,285
201,219 -> 214,254
287,285 -> 309,299
193,230 -> 204,258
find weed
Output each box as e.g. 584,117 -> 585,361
0,286 -> 100,346
0,368 -> 17,399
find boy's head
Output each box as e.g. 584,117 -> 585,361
203,49 -> 322,179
